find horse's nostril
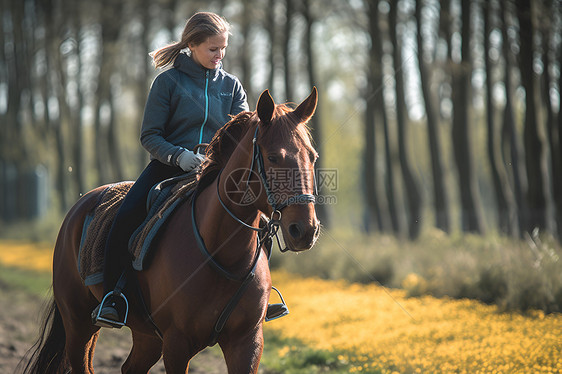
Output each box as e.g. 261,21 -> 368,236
288,223 -> 302,239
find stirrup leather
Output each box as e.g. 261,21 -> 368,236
266,286 -> 289,322
92,291 -> 129,328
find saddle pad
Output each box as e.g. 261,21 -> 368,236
78,182 -> 132,285
129,172 -> 198,270
77,173 -> 199,285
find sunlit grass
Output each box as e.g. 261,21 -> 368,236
0,240 -> 53,272
264,271 -> 562,373
0,241 -> 52,295
1,241 -> 561,373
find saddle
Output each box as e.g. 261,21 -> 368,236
129,172 -> 198,270
78,172 -> 198,285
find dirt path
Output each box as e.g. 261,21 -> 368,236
0,281 -> 227,373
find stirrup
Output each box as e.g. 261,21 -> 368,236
266,286 -> 289,322
92,291 -> 129,328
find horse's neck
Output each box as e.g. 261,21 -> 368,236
195,172 -> 261,272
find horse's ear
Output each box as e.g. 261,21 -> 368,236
292,86 -> 318,123
257,89 -> 275,125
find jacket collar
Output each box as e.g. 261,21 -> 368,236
174,52 -> 221,79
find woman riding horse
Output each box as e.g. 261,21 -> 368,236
95,12 -> 248,326
24,87 -> 320,374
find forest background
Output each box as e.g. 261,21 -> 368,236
1,0 -> 562,313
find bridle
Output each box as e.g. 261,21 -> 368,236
216,125 -> 317,245
250,125 -> 317,212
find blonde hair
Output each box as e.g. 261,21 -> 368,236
150,12 -> 231,69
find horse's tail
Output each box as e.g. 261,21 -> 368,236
18,299 -> 68,374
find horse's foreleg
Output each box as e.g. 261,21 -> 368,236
121,331 -> 163,374
162,330 -> 195,373
220,327 -> 264,374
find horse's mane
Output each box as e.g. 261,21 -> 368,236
196,103 -> 316,193
196,111 -> 255,192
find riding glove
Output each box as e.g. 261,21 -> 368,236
177,149 -> 205,171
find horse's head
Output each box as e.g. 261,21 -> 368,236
199,88 -> 321,252
253,88 -> 320,252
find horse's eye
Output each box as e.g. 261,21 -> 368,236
267,155 -> 278,164
309,152 -> 318,163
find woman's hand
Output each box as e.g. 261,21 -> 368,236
177,149 -> 205,171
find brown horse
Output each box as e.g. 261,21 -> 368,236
23,88 -> 320,373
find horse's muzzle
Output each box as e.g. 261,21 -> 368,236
284,218 -> 320,251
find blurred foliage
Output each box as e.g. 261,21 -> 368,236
271,227 -> 562,313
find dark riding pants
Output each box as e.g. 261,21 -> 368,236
103,159 -> 182,294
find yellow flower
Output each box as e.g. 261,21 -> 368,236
265,270 -> 562,373
277,346 -> 290,358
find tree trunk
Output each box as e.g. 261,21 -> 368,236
363,97 -> 384,233
94,39 -> 111,185
390,1 -> 423,240
517,0 -> 547,232
240,0 -> 253,102
95,0 -> 125,184
136,0 -> 151,174
483,1 -> 516,235
107,88 -> 124,182
0,0 -> 8,220
39,0 -> 69,212
556,46 -> 562,237
416,0 -> 450,233
302,0 -> 330,227
283,0 -> 294,101
4,1 -> 25,164
69,0 -> 86,196
369,0 -> 400,234
500,0 -> 526,237
450,0 -> 485,233
266,0 -> 276,91
364,0 -> 394,233
0,0 -> 26,220
541,0 -> 561,238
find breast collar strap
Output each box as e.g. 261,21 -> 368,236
191,188 -> 263,347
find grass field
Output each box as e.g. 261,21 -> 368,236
1,241 -> 561,373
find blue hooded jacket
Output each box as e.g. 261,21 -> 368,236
140,53 -> 249,166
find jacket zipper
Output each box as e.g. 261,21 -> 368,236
198,70 -> 210,144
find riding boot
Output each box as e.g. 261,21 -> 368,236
265,286 -> 290,321
266,302 -> 289,321
91,292 -> 127,328
92,272 -> 129,328
92,293 -> 120,326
